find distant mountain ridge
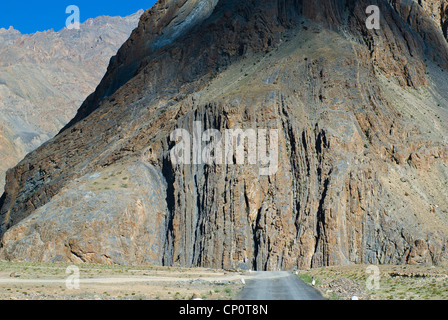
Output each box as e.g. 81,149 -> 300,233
0,10 -> 144,194
0,27 -> 21,49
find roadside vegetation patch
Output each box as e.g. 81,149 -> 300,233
296,264 -> 448,300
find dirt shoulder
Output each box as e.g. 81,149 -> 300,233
296,264 -> 448,300
0,261 -> 244,300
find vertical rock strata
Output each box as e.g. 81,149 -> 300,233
0,0 -> 447,270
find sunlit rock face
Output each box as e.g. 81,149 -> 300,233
0,0 -> 447,270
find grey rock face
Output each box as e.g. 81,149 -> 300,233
0,0 -> 447,270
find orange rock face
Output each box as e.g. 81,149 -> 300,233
0,0 -> 447,270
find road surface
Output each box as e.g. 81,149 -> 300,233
237,271 -> 325,300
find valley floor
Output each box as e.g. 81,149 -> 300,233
0,261 -> 446,300
0,261 -> 244,300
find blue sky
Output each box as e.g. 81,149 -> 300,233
0,0 -> 157,34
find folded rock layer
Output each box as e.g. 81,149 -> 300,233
0,0 -> 447,270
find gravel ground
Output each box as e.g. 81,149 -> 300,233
0,261 -> 244,300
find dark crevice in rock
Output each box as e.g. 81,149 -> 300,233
301,131 -> 311,176
252,205 -> 265,271
0,193 -> 5,211
192,166 -> 209,266
313,172 -> 331,267
161,152 -> 176,266
0,192 -> 5,238
315,128 -> 328,157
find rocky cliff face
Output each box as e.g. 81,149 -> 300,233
0,11 -> 144,195
0,0 -> 447,270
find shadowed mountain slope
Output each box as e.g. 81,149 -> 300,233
0,11 -> 144,195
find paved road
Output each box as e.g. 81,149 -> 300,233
237,271 -> 325,300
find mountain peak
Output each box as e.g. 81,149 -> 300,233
0,26 -> 20,35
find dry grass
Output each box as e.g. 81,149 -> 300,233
297,264 -> 448,300
0,261 -> 244,300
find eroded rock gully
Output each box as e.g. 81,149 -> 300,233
0,0 -> 447,270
